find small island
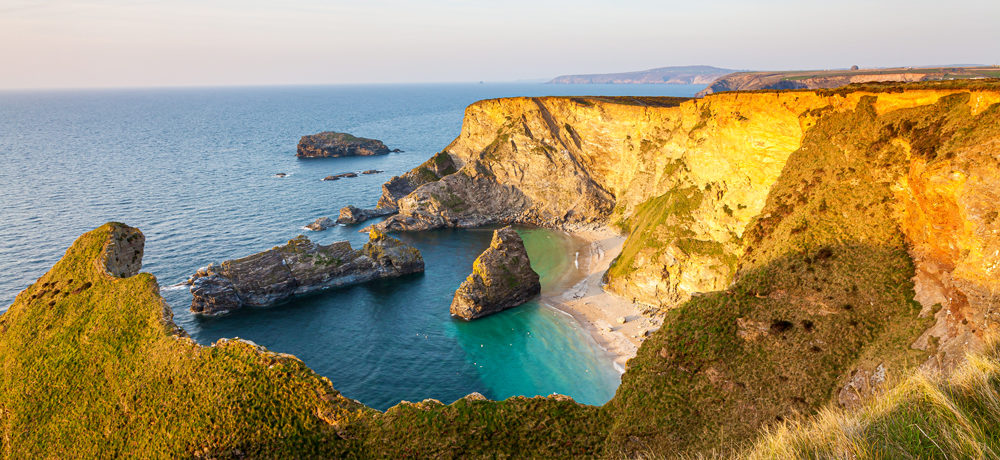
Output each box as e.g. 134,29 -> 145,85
451,226 -> 541,320
190,230 -> 424,315
297,131 -> 392,158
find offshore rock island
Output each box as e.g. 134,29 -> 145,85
189,231 -> 423,315
451,226 -> 541,320
3,80 -> 1000,457
297,131 -> 393,158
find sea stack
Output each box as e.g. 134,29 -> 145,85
297,131 -> 391,158
451,226 -> 540,320
190,230 -> 423,315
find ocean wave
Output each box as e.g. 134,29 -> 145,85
159,283 -> 188,292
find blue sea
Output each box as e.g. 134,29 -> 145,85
0,83 -> 703,410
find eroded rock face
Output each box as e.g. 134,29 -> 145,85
450,227 -> 540,320
101,223 -> 144,278
376,151 -> 458,210
336,205 -> 395,225
297,132 -> 390,158
190,230 -> 424,315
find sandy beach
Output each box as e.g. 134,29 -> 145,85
541,228 -> 663,372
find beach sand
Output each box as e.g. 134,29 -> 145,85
541,228 -> 663,372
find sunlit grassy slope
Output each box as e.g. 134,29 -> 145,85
746,340 -> 1000,459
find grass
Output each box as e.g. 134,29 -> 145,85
745,339 -> 1000,459
0,223 -> 367,458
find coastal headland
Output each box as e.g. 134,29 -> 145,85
4,80 -> 1000,457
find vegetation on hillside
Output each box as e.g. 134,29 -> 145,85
2,82 -> 999,457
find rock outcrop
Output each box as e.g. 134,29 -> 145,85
189,230 -> 423,315
336,205 -> 395,225
297,132 -> 391,158
376,150 -> 458,210
305,217 -> 334,231
451,227 -> 540,320
324,172 -> 358,181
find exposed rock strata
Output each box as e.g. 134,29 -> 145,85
336,205 -> 395,225
450,227 -> 540,320
374,87 -> 1000,313
297,132 -> 390,158
189,230 -> 423,315
376,150 -> 458,210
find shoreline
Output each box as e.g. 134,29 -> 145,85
539,228 -> 663,371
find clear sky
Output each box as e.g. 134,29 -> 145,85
2,0 -> 998,89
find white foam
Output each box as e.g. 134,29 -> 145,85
574,251 -> 579,269
159,283 -> 188,292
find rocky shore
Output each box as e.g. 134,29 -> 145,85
189,230 -> 423,315
297,131 -> 392,158
451,227 -> 540,320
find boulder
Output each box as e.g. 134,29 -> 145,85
305,217 -> 334,231
450,227 -> 540,320
337,205 -> 396,225
361,169 -> 384,175
190,230 -> 424,315
297,132 -> 391,158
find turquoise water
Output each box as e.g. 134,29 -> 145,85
0,83 -> 702,409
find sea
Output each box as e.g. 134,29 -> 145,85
0,83 -> 704,410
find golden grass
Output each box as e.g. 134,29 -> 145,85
745,339 -> 1000,460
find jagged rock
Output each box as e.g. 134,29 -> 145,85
323,172 -> 358,181
450,227 -> 540,320
336,205 -> 395,225
275,172 -> 287,178
297,132 -> 390,158
305,217 -> 334,231
361,169 -> 383,175
376,151 -> 457,210
190,230 -> 423,315
101,224 -> 144,278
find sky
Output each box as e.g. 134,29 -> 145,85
1,0 -> 998,89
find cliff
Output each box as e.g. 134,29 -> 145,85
369,81 -> 1000,454
549,65 -> 735,85
297,131 -> 391,158
696,66 -> 1000,97
451,226 -> 541,320
189,230 -> 424,315
4,81 -> 1000,457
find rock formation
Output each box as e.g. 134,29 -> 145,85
297,132 -> 391,158
336,205 -> 394,225
451,227 -> 540,320
189,230 -> 423,315
305,217 -> 334,231
323,172 -> 358,181
376,151 -> 457,210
